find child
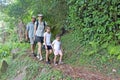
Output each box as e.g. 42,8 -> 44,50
52,34 -> 63,65
44,26 -> 52,64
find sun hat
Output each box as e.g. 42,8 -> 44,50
38,14 -> 43,17
31,16 -> 36,18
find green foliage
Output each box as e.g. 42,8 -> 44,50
1,0 -> 120,78
2,0 -> 68,35
0,49 -> 76,80
0,23 -> 28,59
0,43 -> 11,59
0,42 -> 28,59
62,33 -> 120,75
66,0 -> 120,59
107,45 -> 120,60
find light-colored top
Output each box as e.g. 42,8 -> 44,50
26,22 -> 34,38
35,21 -> 47,37
52,40 -> 61,50
44,32 -> 51,46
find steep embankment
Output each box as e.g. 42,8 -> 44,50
0,49 -> 112,80
0,33 -> 120,80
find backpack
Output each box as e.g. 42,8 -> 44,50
36,20 -> 46,30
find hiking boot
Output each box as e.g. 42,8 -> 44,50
32,53 -> 37,57
46,61 -> 51,64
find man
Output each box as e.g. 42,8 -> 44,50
26,16 -> 36,56
34,14 -> 47,61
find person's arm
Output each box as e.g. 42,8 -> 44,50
52,40 -> 55,51
44,33 -> 47,49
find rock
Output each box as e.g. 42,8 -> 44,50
112,69 -> 117,72
11,48 -> 19,59
41,68 -> 48,74
11,48 -> 19,54
1,60 -> 8,73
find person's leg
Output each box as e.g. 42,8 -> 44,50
46,50 -> 49,62
31,44 -> 34,53
47,49 -> 52,63
31,44 -> 37,57
54,50 -> 58,65
33,43 -> 36,52
30,37 -> 35,54
49,49 -> 52,54
59,50 -> 63,64
38,42 -> 42,60
54,55 -> 57,65
59,54 -> 63,62
33,42 -> 37,53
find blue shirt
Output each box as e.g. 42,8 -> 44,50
26,22 -> 34,38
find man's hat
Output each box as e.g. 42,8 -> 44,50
31,16 -> 36,18
38,14 -> 43,17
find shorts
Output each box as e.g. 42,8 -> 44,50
29,37 -> 34,44
43,45 -> 52,50
35,36 -> 44,43
54,50 -> 63,56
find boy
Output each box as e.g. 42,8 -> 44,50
44,26 -> 52,64
52,35 -> 63,65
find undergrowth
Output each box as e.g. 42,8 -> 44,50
62,32 -> 120,77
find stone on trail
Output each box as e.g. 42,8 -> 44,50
11,48 -> 19,59
1,60 -> 8,73
41,68 -> 48,74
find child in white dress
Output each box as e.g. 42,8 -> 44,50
52,35 -> 63,65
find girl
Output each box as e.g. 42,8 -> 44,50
52,35 -> 63,65
44,26 -> 52,64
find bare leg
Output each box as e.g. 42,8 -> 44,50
33,43 -> 36,51
31,44 -> 36,56
54,55 -> 57,64
31,44 -> 34,53
49,50 -> 52,54
59,51 -> 63,64
59,54 -> 63,63
46,50 -> 49,61
38,42 -> 42,60
48,50 -> 52,62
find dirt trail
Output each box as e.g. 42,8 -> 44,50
55,64 -> 111,80
15,49 -> 119,80
13,66 -> 27,80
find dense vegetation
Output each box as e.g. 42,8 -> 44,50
0,0 -> 120,79
0,0 -> 68,59
67,0 -> 120,58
